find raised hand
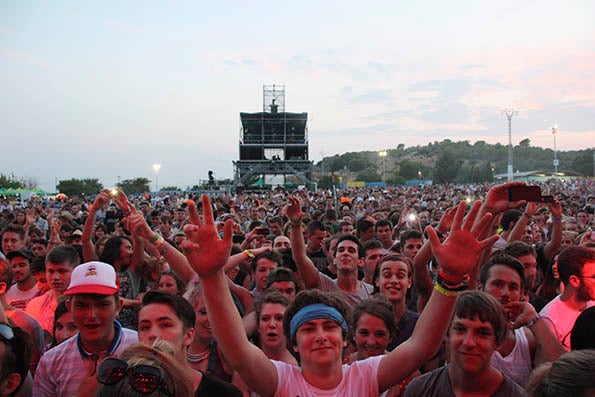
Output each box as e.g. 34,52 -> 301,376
182,195 -> 233,278
126,211 -> 154,241
426,201 -> 499,280
94,189 -> 111,209
283,196 -> 303,224
436,206 -> 457,235
110,188 -> 133,216
549,200 -> 562,219
483,182 -> 527,215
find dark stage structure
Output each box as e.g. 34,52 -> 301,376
233,85 -> 314,190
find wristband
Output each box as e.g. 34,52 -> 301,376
435,274 -> 468,292
290,221 -> 302,227
438,269 -> 464,285
551,217 -> 561,222
158,243 -> 169,256
527,313 -> 541,328
434,281 -> 461,297
150,233 -> 160,243
243,250 -> 254,259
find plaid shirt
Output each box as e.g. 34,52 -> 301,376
33,321 -> 138,397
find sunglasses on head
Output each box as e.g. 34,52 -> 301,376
98,357 -> 173,395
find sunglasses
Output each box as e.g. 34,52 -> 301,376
0,323 -> 15,346
98,357 -> 173,395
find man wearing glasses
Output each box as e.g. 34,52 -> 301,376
33,262 -> 138,396
539,246 -> 595,351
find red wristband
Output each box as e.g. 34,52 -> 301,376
439,268 -> 464,284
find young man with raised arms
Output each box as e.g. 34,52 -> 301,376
181,195 -> 497,396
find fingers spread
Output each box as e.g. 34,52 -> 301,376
187,200 -> 202,226
462,201 -> 481,231
451,201 -> 467,231
201,194 -> 215,227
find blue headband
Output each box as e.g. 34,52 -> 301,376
289,303 -> 348,339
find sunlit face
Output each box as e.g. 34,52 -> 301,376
354,313 -> 390,359
258,303 -> 287,350
157,275 -> 179,294
448,315 -> 498,375
54,311 -> 78,345
294,318 -> 346,368
376,260 -> 411,303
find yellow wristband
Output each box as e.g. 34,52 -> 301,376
434,281 -> 460,297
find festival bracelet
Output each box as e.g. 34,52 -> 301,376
243,250 -> 255,259
527,314 -> 541,329
433,281 -> 461,297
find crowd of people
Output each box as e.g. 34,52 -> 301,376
0,177 -> 593,396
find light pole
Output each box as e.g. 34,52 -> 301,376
418,170 -> 422,185
502,108 -> 518,182
152,164 -> 161,193
378,150 -> 387,182
551,125 -> 559,174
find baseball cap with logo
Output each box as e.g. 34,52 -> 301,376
64,261 -> 119,296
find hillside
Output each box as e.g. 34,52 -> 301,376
315,139 -> 593,185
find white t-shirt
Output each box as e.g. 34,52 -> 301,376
6,283 -> 39,309
318,273 -> 374,308
272,355 -> 382,396
539,295 -> 593,351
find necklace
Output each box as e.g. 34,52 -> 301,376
186,346 -> 210,363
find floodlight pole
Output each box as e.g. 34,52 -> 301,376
153,164 -> 161,192
551,125 -> 559,174
502,108 -> 518,182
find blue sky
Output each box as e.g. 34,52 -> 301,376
1,1 -> 594,192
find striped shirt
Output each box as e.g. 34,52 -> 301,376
33,321 -> 138,397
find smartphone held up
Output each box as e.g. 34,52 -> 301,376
507,186 -> 554,203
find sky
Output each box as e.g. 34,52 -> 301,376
1,1 -> 594,192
